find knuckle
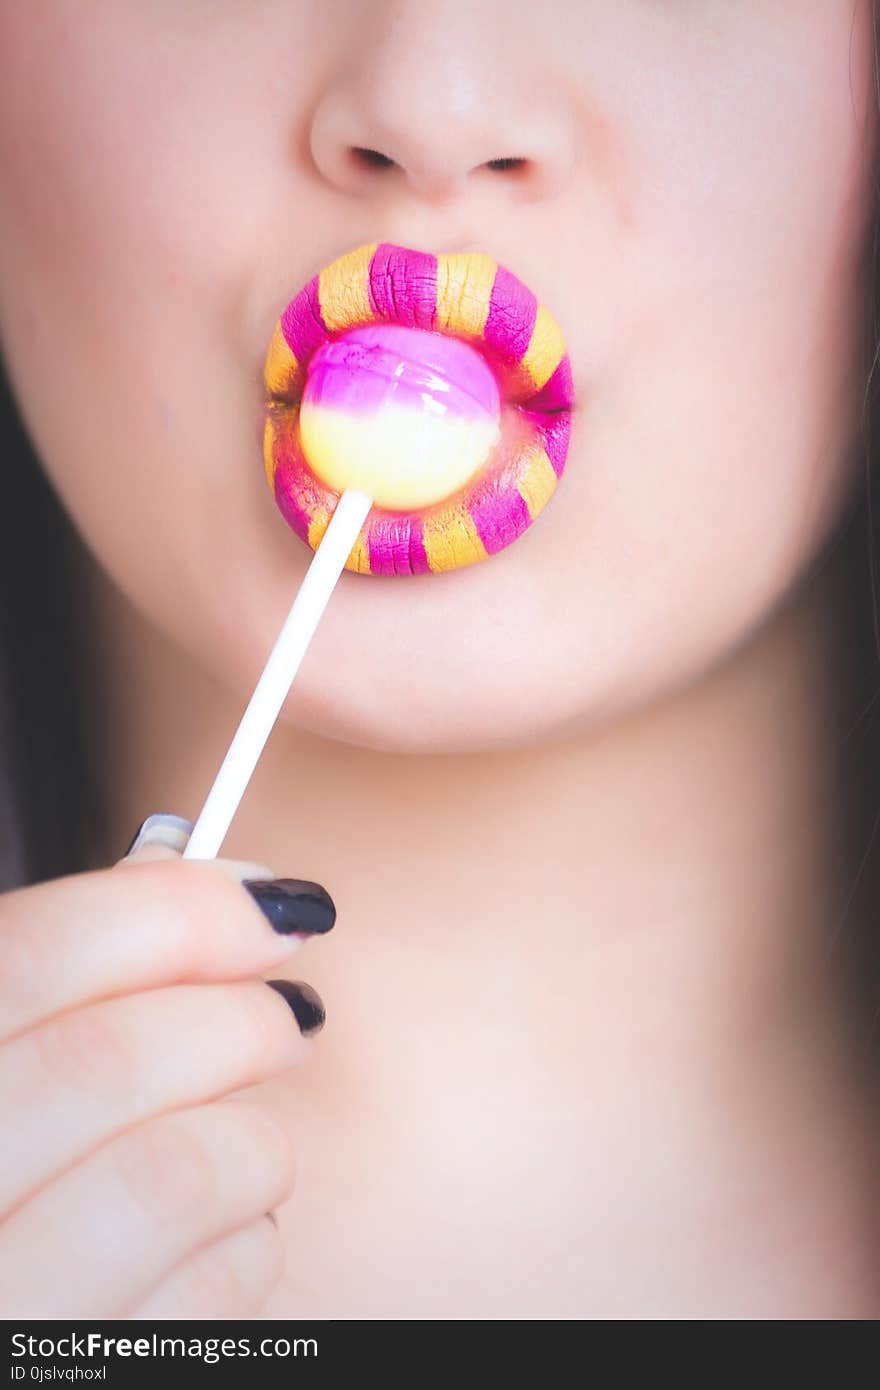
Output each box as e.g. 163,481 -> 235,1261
178,1243 -> 250,1315
182,1220 -> 282,1317
222,1099 -> 298,1199
243,1221 -> 285,1314
112,1102 -> 295,1234
113,1112 -> 219,1228
34,1006 -> 133,1103
0,935 -> 36,1034
0,887 -> 55,1028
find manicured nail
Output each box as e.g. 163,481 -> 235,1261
123,813 -> 194,858
122,817 -> 275,882
266,979 -> 326,1036
243,879 -> 336,937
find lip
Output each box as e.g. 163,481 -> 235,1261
262,242 -> 573,576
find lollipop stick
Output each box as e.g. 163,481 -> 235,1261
183,488 -> 373,860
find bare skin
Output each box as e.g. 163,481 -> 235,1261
79,514 -> 880,1319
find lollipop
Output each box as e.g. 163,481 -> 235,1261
299,323 -> 502,510
184,244 -> 572,857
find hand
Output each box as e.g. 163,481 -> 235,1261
0,815 -> 335,1318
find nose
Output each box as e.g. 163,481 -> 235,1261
308,1 -> 575,204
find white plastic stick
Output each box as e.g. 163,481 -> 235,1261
183,488 -> 373,860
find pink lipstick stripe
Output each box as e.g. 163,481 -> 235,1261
368,245 -> 437,330
281,277 -> 328,366
484,264 -> 538,361
367,515 -> 432,576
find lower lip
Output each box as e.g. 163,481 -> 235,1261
263,243 -> 574,577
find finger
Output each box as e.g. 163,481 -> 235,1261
0,857 -> 335,1042
116,813 -> 197,862
115,815 -> 274,874
125,1215 -> 283,1320
0,1098 -> 296,1319
0,979 -> 312,1216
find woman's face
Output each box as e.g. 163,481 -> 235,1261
0,1 -> 874,752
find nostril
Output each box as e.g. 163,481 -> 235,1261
485,157 -> 529,174
350,146 -> 396,171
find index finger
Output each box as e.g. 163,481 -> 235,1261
0,856 -> 334,1043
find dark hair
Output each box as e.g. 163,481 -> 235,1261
4,44 -> 880,1049
0,362 -> 104,886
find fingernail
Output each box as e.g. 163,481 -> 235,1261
122,817 -> 276,882
266,979 -> 326,1036
243,880 -> 336,937
123,813 -> 194,858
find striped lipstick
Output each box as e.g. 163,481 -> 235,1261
263,243 -> 573,576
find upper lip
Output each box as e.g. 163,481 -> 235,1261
264,241 -> 573,418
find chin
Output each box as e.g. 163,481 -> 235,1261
253,552 -> 578,756
282,664 -> 563,755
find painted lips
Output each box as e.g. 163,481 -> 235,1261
262,243 -> 574,576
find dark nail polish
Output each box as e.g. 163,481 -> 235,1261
242,879 -> 336,936
266,979 -> 326,1036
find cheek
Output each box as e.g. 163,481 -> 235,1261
554,5 -> 874,706
0,1 -> 323,622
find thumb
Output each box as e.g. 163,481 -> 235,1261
116,813 -> 275,884
118,812 -> 195,863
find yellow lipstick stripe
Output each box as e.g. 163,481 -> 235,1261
262,416 -> 278,489
344,529 -> 372,574
307,499 -> 371,573
318,243 -> 378,333
520,304 -> 566,391
516,443 -> 558,520
435,253 -> 496,339
264,321 -> 301,400
307,505 -> 331,551
423,509 -> 489,572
